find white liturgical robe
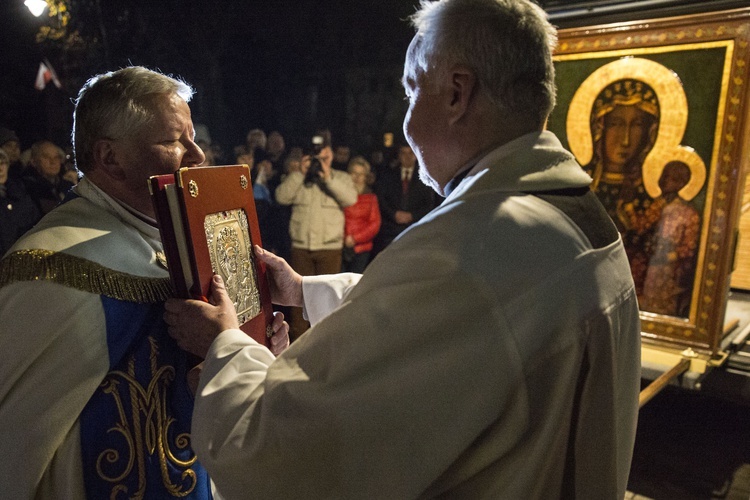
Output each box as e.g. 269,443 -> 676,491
192,131 -> 641,499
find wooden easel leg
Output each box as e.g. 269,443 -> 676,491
639,358 -> 691,408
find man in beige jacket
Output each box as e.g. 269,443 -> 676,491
275,140 -> 357,339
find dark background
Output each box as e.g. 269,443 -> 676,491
0,0 -> 746,159
0,0 -> 423,157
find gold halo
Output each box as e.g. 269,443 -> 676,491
642,145 -> 706,201
566,57 -> 704,201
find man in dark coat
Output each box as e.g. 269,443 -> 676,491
371,143 -> 436,260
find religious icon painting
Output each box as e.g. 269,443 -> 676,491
204,209 -> 262,325
548,8 -> 750,353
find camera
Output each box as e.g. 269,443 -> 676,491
304,134 -> 325,186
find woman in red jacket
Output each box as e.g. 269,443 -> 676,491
343,156 -> 381,273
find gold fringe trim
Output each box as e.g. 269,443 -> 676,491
0,249 -> 172,303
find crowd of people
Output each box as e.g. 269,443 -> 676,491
222,128 -> 439,338
0,129 -> 78,254
0,0 -> 642,498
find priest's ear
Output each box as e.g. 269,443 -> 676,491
447,65 -> 477,125
91,139 -> 127,181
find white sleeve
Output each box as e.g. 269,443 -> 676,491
196,329 -> 276,393
191,328 -> 277,488
301,272 -> 362,325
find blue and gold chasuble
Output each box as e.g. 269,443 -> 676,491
0,188 -> 211,499
79,298 -> 211,498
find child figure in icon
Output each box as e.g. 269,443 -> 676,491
638,161 -> 701,317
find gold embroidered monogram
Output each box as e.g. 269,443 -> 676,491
97,337 -> 197,498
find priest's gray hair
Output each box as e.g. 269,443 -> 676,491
404,0 -> 558,127
72,66 -> 194,173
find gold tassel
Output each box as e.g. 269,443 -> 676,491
0,250 -> 172,303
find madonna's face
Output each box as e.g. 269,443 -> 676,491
602,105 -> 655,173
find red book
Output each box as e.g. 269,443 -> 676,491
149,165 -> 273,346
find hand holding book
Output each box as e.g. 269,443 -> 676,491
165,274 -> 290,359
253,245 -> 304,307
149,165 -> 274,347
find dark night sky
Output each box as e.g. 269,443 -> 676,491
0,0 -> 422,155
1,0 -> 747,155
0,1 -> 56,143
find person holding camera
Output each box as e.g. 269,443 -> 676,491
275,137 -> 357,340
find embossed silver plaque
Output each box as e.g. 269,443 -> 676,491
204,209 -> 261,324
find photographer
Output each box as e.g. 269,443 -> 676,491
275,135 -> 357,340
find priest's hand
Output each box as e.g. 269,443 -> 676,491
254,245 -> 304,307
270,312 -> 290,354
165,274 -> 290,358
164,274 -> 239,358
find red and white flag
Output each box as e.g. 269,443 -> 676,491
34,59 -> 62,90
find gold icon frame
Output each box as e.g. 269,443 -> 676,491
548,8 -> 750,353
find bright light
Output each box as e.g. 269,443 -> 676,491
24,0 -> 47,17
